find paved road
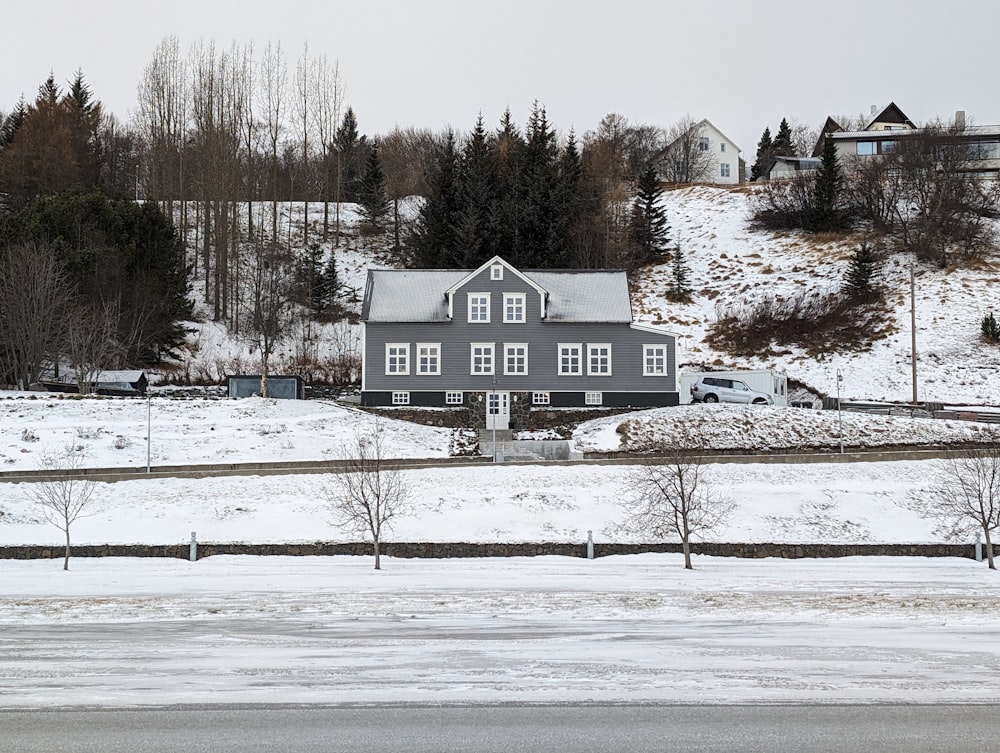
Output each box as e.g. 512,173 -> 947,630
2,704 -> 998,753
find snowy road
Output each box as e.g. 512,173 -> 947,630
3,554 -> 1000,708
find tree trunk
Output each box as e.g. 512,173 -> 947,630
373,537 -> 381,570
63,526 -> 71,571
682,536 -> 692,570
985,527 -> 995,570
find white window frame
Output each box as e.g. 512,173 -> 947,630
416,342 -> 441,375
587,343 -> 612,376
532,391 -> 550,406
504,343 -> 528,376
558,343 -> 582,376
392,391 -> 410,405
585,391 -> 603,406
385,343 -> 410,375
491,264 -> 503,280
503,293 -> 526,323
643,344 -> 667,376
468,293 -> 491,323
698,136 -> 709,152
470,342 -> 495,375
445,391 -> 464,405
720,163 -> 731,178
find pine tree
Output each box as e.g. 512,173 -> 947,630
842,242 -> 882,302
666,246 -> 693,302
749,126 -> 773,182
320,252 -> 343,314
810,134 -> 845,232
335,107 -> 365,202
299,243 -> 326,314
981,311 -> 1000,343
628,162 -> 670,266
455,115 -> 495,267
357,140 -> 390,234
772,118 -> 794,157
0,96 -> 28,147
408,131 -> 462,267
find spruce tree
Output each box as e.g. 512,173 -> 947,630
810,134 -> 844,232
628,162 -> 671,266
408,131 -> 462,267
981,311 -> 1000,343
772,117 -> 794,157
750,126 -> 773,182
666,246 -> 693,302
455,115 -> 495,267
357,140 -> 390,234
300,243 -> 326,314
842,242 -> 882,302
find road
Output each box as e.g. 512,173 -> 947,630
2,704 -> 998,753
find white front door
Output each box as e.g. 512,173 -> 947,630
486,391 -> 510,430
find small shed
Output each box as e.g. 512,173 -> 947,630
93,370 -> 149,396
227,374 -> 306,400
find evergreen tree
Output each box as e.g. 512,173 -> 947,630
357,140 -> 390,234
666,246 -> 693,302
842,242 -> 882,302
455,115 -> 495,267
628,162 -> 671,266
299,243 -> 326,314
981,311 -> 1000,343
749,126 -> 773,182
810,134 -> 844,232
319,252 -> 343,314
335,107 -> 366,202
517,101 -> 563,268
0,96 -> 27,148
772,117 -> 794,157
408,131 -> 462,267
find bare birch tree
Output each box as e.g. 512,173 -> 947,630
310,54 -> 342,242
25,444 -> 99,571
294,43 -> 313,246
326,420 -> 409,570
619,434 -> 733,569
922,448 -> 1000,569
258,40 -> 288,244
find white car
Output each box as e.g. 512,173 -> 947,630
690,375 -> 773,405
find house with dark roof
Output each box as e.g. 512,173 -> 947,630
812,103 -> 1000,179
360,256 -> 679,429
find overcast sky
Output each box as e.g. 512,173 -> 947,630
3,0 -> 998,155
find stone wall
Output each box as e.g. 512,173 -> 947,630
0,541 -> 985,561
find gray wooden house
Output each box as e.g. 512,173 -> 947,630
360,256 -> 679,429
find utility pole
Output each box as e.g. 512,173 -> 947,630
910,262 -> 918,404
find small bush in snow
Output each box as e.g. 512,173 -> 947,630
21,429 -> 39,443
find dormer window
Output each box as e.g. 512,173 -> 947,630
491,264 -> 503,281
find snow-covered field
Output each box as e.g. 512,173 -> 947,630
4,554 -> 1000,707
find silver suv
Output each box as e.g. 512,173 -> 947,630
690,376 -> 773,405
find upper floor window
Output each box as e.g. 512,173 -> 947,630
470,343 -> 494,375
385,343 -> 409,375
416,343 -> 441,375
643,345 -> 667,376
720,142 -> 726,153
720,163 -> 731,178
698,136 -> 709,152
857,142 -> 877,156
504,293 -> 526,323
558,343 -> 582,375
504,343 -> 528,375
468,293 -> 490,322
588,344 -> 612,376
491,264 -> 503,280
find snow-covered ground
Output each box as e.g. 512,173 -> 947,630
4,555 -> 1000,707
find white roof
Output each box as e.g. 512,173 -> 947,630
362,265 -> 633,323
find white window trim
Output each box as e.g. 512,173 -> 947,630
503,293 -> 526,323
642,344 -> 667,376
416,342 -> 441,376
557,342 -> 583,376
392,391 -> 410,405
585,391 -> 603,406
503,343 -> 528,376
491,264 -> 503,280
445,391 -> 464,405
470,342 -> 495,375
468,292 -> 491,323
532,391 -> 550,405
385,343 -> 410,376
587,343 -> 612,376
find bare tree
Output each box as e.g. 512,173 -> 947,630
310,54 -> 343,242
66,299 -> 121,394
294,43 -> 314,246
0,242 -> 74,389
238,239 -> 296,398
619,435 -> 734,569
258,40 -> 288,244
25,444 -> 99,570
326,420 -> 409,570
660,115 -> 715,184
922,448 -> 1000,569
